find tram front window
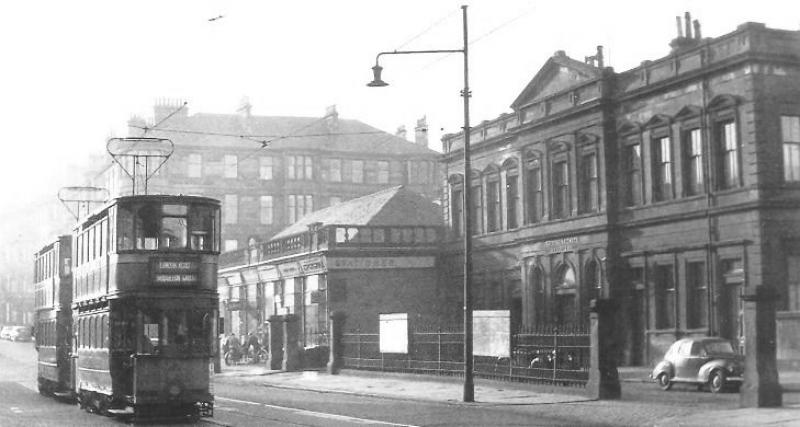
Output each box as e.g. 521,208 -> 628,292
116,202 -> 217,252
137,308 -> 214,355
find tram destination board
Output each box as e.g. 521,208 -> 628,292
151,258 -> 199,286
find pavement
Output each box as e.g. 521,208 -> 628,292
216,364 -> 800,426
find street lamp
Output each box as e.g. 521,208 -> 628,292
367,5 -> 474,403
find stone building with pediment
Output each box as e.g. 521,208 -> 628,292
440,17 -> 800,366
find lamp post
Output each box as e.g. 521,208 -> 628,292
367,5 -> 473,402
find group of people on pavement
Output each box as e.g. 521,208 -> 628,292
221,330 -> 264,362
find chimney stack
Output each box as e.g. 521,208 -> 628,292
396,125 -> 407,140
236,96 -> 252,119
152,98 -> 188,125
414,116 -> 429,148
669,12 -> 702,54
693,19 -> 702,39
324,105 -> 338,132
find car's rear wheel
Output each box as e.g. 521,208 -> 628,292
657,373 -> 672,391
709,370 -> 726,393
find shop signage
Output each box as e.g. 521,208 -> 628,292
522,236 -> 582,255
257,265 -> 280,281
327,256 -> 435,270
278,262 -> 301,278
153,259 -> 199,286
300,256 -> 327,275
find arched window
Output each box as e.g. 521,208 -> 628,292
503,159 -> 520,230
530,266 -> 545,326
484,165 -> 501,233
553,264 -> 577,325
448,175 -> 464,236
583,259 -> 602,319
469,170 -> 483,235
524,150 -> 543,224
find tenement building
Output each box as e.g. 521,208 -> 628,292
440,16 -> 800,366
94,102 -> 440,252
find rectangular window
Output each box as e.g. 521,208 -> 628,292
259,157 -> 274,180
287,195 -> 297,224
224,239 -> 238,252
305,195 -> 313,215
377,161 -> 389,184
287,155 -> 313,180
625,143 -> 643,206
223,194 -> 238,224
260,196 -> 273,225
553,159 -> 570,218
684,129 -> 704,195
782,116 -> 800,182
580,152 -> 598,213
188,153 -> 202,178
352,160 -> 364,183
654,264 -> 676,329
486,177 -> 501,232
718,121 -> 739,189
330,159 -> 342,182
686,261 -> 708,329
652,136 -> 673,201
287,156 -> 296,180
224,155 -> 238,178
304,156 -> 313,180
506,170 -> 519,229
525,159 -> 542,223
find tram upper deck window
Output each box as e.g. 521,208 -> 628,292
116,201 -> 217,252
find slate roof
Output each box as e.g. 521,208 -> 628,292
271,185 -> 443,240
142,112 -> 437,156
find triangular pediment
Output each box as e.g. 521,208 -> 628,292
511,53 -> 602,110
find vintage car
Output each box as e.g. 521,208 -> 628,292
651,337 -> 743,393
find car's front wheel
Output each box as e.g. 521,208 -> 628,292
657,373 -> 673,391
709,370 -> 727,393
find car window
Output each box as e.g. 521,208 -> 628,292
705,340 -> 735,354
677,341 -> 693,356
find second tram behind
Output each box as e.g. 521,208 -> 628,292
35,194 -> 221,421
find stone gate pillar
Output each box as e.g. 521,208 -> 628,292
740,285 -> 782,408
587,298 -> 621,399
282,314 -> 302,371
327,311 -> 346,374
266,315 -> 283,370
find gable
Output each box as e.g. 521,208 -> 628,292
511,54 -> 602,110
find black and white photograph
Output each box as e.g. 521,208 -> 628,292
2,1 -> 800,425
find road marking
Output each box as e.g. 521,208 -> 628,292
216,396 -> 420,426
10,407 -> 23,414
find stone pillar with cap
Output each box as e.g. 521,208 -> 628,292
327,311 -> 347,374
266,315 -> 283,370
282,314 -> 302,371
587,298 -> 621,399
740,285 -> 782,408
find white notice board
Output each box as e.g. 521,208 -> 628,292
379,313 -> 408,354
473,310 -> 510,358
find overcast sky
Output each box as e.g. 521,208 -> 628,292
1,0 -> 798,208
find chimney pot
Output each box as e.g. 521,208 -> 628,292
684,12 -> 692,39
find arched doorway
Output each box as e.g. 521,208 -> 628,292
554,264 -> 577,325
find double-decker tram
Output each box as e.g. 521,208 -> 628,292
68,194 -> 220,420
34,235 -> 73,397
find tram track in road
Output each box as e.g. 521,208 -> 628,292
212,396 -> 421,427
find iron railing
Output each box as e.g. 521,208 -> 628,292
342,323 -> 590,387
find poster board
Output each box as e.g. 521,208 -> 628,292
473,310 -> 510,357
379,313 -> 408,354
